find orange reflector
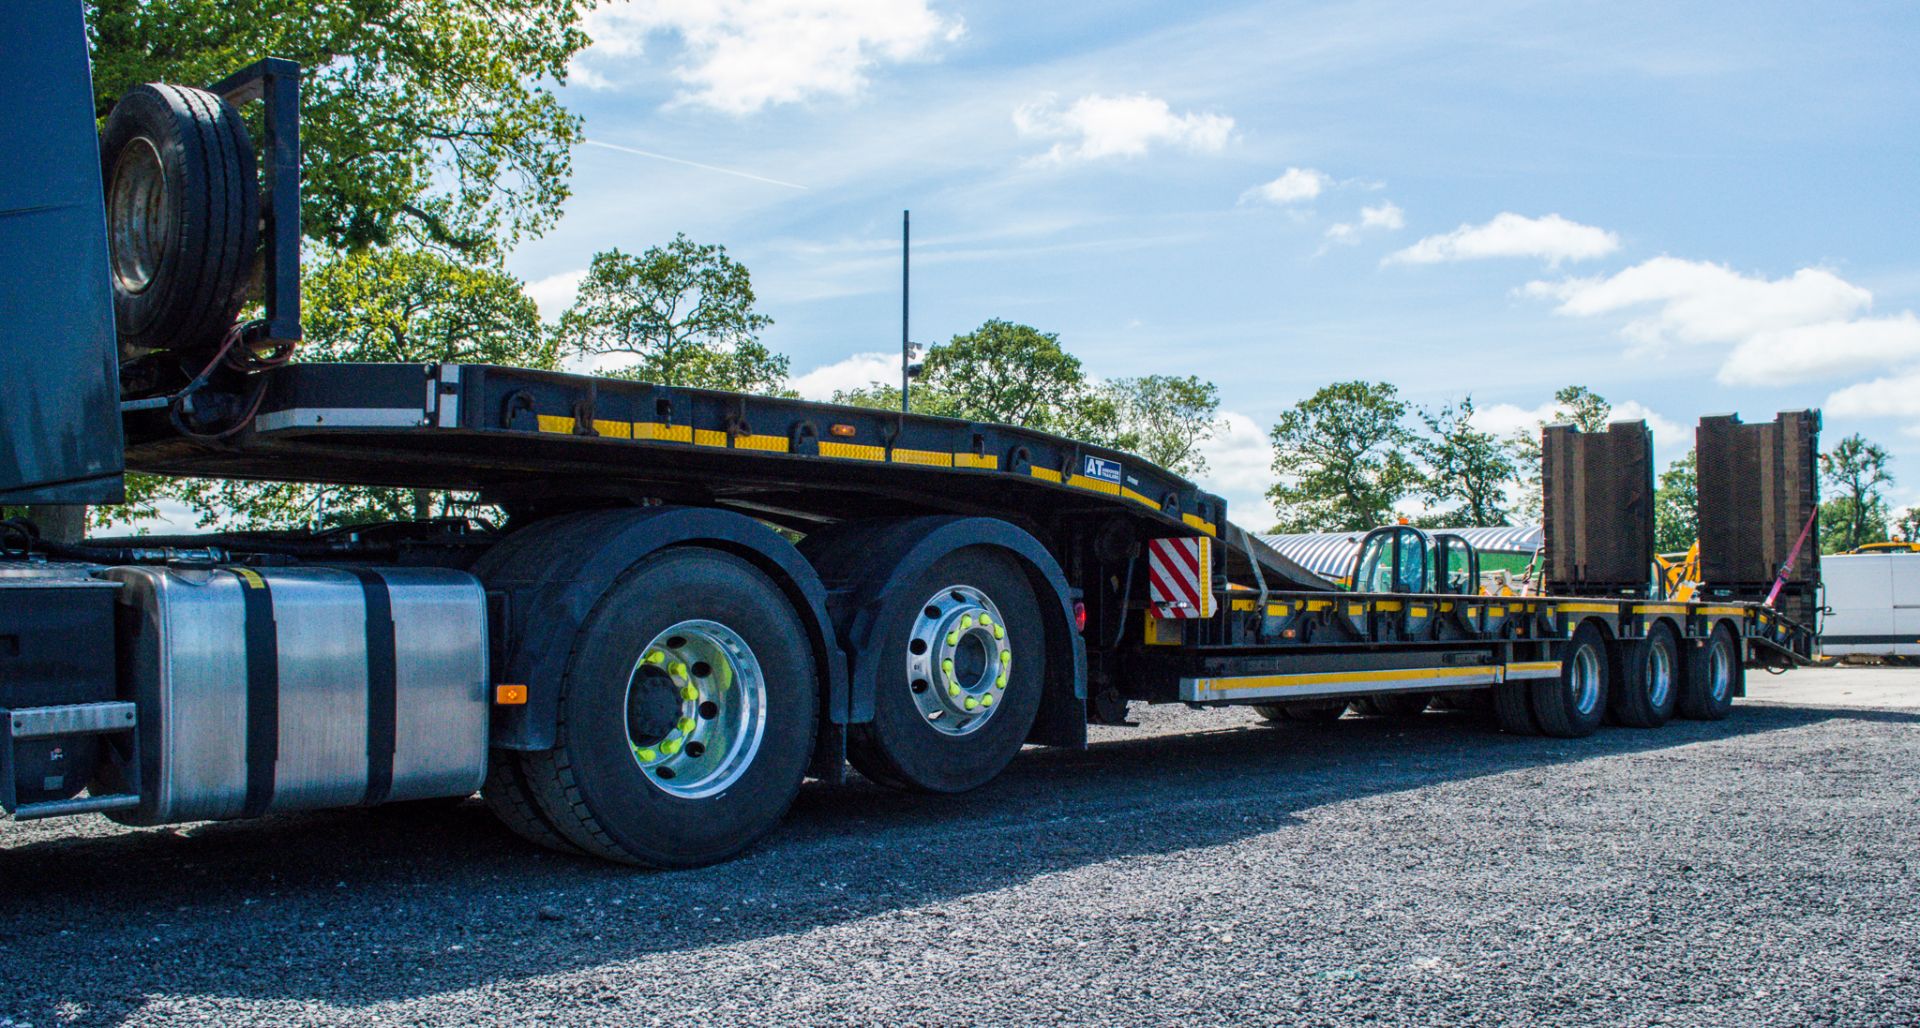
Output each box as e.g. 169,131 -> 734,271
829,423 -> 858,437
495,684 -> 529,705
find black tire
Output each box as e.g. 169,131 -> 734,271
1354,692 -> 1431,718
99,83 -> 258,358
847,547 -> 1045,794
516,548 -> 820,867
481,751 -> 585,856
1611,622 -> 1681,728
1492,681 -> 1538,735
1253,701 -> 1345,723
1678,624 -> 1741,721
1283,700 -> 1348,722
1530,621 -> 1610,738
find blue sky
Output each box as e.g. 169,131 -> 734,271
503,0 -> 1920,527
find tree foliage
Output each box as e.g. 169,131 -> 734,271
1267,381 -> 1417,533
1414,397 -> 1513,527
557,237 -> 789,394
835,320 -> 1118,435
1653,450 -> 1698,552
87,0 -> 590,255
1819,434 -> 1894,553
1102,375 -> 1221,478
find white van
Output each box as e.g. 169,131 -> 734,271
1820,551 -> 1920,659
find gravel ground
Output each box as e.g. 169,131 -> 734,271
3,670 -> 1917,1027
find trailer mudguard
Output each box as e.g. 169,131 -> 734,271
801,516 -> 1088,749
475,507 -> 847,752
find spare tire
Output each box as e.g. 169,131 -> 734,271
99,83 -> 258,359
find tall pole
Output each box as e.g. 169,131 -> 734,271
901,209 -> 910,413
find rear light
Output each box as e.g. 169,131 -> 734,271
1072,601 -> 1087,633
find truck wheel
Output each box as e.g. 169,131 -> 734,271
1355,693 -> 1431,718
518,548 -> 819,867
1530,622 -> 1609,738
1678,624 -> 1740,721
1492,681 -> 1538,735
1253,701 -> 1345,724
99,83 -> 259,359
1611,623 -> 1680,728
847,547 -> 1044,793
482,753 -> 584,856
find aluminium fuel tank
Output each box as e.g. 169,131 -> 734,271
103,565 -> 489,825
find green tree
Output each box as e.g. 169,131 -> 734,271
1898,507 -> 1920,543
1653,450 -> 1698,553
1102,375 -> 1221,477
834,320 -> 1117,437
557,237 -> 789,394
1510,385 -> 1612,523
87,0 -> 590,254
1267,381 -> 1417,533
1414,396 -> 1513,527
1819,434 -> 1894,553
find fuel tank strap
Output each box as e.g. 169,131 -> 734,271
347,569 -> 398,806
232,568 -> 279,818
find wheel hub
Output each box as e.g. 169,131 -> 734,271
907,585 -> 1012,736
623,619 -> 767,798
107,135 -> 168,296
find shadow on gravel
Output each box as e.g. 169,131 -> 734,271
1,702 -> 1910,1023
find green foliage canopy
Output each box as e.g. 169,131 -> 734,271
1267,380 -> 1417,533
87,0 -> 591,254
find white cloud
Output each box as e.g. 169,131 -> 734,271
1721,314 -> 1920,386
1325,200 -> 1405,243
1190,411 -> 1276,529
790,351 -> 902,401
1014,93 -> 1234,165
1388,212 -> 1620,266
1244,167 -> 1329,205
578,0 -> 964,113
526,268 -> 587,320
1522,256 -> 1920,385
1829,368 -> 1920,419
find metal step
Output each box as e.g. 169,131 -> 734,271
8,701 -> 137,739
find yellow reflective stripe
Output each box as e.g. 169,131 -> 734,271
1066,473 -> 1121,495
593,419 -> 631,439
1029,466 -> 1063,483
536,414 -> 574,434
230,567 -> 267,589
1506,661 -> 1561,674
1121,486 -> 1158,510
1695,605 -> 1748,616
734,433 -> 789,453
1203,665 -> 1499,693
1488,606 -> 1506,617
1631,603 -> 1686,615
634,423 -> 693,443
1181,513 -> 1218,536
820,440 -> 885,461
1304,600 -> 1333,612
954,453 -> 999,469
1346,603 -> 1366,617
891,447 -> 952,467
693,428 -> 727,448
1409,605 -> 1429,617
1556,602 -> 1617,614
1375,601 -> 1403,612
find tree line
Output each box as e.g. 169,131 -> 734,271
59,2 -> 1910,556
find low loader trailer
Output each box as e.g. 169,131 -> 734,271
0,4 -> 1815,866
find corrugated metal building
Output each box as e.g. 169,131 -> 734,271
1258,525 -> 1543,584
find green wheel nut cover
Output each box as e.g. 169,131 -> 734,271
662,739 -> 682,755
678,717 -> 696,734
993,625 -> 1004,639
644,650 -> 666,666
981,694 -> 995,707
946,630 -> 959,646
948,682 -> 962,697
999,650 -> 1012,665
961,614 -> 974,630
964,696 -> 979,710
995,673 -> 1007,688
681,684 -> 699,701
670,661 -> 689,678
637,747 -> 657,762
